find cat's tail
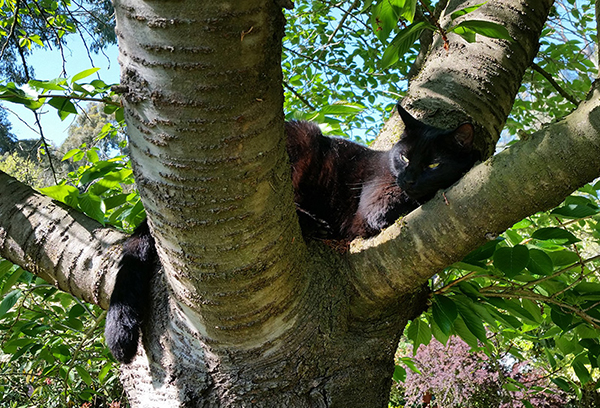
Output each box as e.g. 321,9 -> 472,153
105,219 -> 157,364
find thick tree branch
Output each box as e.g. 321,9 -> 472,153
0,171 -> 125,309
348,85 -> 600,312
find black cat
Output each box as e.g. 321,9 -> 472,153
288,103 -> 478,239
105,103 -> 479,363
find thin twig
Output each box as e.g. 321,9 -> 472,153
0,94 -> 122,106
0,105 -> 41,135
325,0 -> 360,46
435,270 -> 478,294
283,81 -> 316,110
33,112 -> 58,184
531,62 -> 579,105
0,0 -> 21,60
418,0 -> 448,49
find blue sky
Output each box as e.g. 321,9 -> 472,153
6,36 -> 119,146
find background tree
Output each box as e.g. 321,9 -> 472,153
0,107 -> 16,153
0,0 -> 599,407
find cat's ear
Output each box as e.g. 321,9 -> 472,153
396,103 -> 423,131
452,123 -> 474,148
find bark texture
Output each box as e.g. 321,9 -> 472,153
0,171 -> 124,309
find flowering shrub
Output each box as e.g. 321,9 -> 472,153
400,336 -> 567,408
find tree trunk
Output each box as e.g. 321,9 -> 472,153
3,0 -> 600,406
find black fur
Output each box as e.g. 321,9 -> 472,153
105,221 -> 157,364
104,102 -> 479,363
287,103 -> 479,239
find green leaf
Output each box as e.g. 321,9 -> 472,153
0,261 -> 17,279
115,106 -> 125,123
392,365 -> 406,383
452,315 -> 479,348
62,148 -> 82,161
68,304 -> 86,319
450,2 -> 488,20
573,354 -> 591,385
380,21 -> 431,69
78,193 -> 105,223
104,194 -> 129,210
406,318 -> 432,354
547,250 -> 579,267
551,307 -> 573,330
320,103 -> 364,115
371,0 -> 400,41
0,289 -> 22,318
545,348 -> 557,369
40,185 -> 80,207
551,377 -> 572,392
456,300 -> 487,343
400,0 -> 417,23
98,363 -> 113,382
86,149 -> 99,164
371,0 -> 418,41
485,297 -> 535,322
512,218 -> 533,229
521,299 -> 542,323
2,268 -> 24,296
532,227 -> 580,244
449,20 -> 513,41
493,245 -> 529,278
526,249 -> 553,275
48,97 -> 78,120
574,282 -> 600,294
74,365 -> 93,386
464,239 -> 501,262
431,317 -> 450,345
71,67 -> 101,84
551,203 -> 599,219
28,78 -> 67,91
431,295 -> 458,335
453,261 -> 488,274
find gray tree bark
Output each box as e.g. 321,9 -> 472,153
1,0 -> 599,407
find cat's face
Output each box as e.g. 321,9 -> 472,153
390,105 -> 479,201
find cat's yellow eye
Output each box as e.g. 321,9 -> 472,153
428,163 -> 440,169
401,154 -> 409,163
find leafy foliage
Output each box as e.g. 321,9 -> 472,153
507,0 -> 597,138
0,0 -> 116,83
400,182 -> 600,401
0,150 -> 45,188
40,142 -> 142,229
0,107 -> 16,153
0,259 -> 126,408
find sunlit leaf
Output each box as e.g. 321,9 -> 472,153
450,20 -> 513,41
450,1 -> 488,20
40,185 -> 80,207
71,67 -> 101,84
